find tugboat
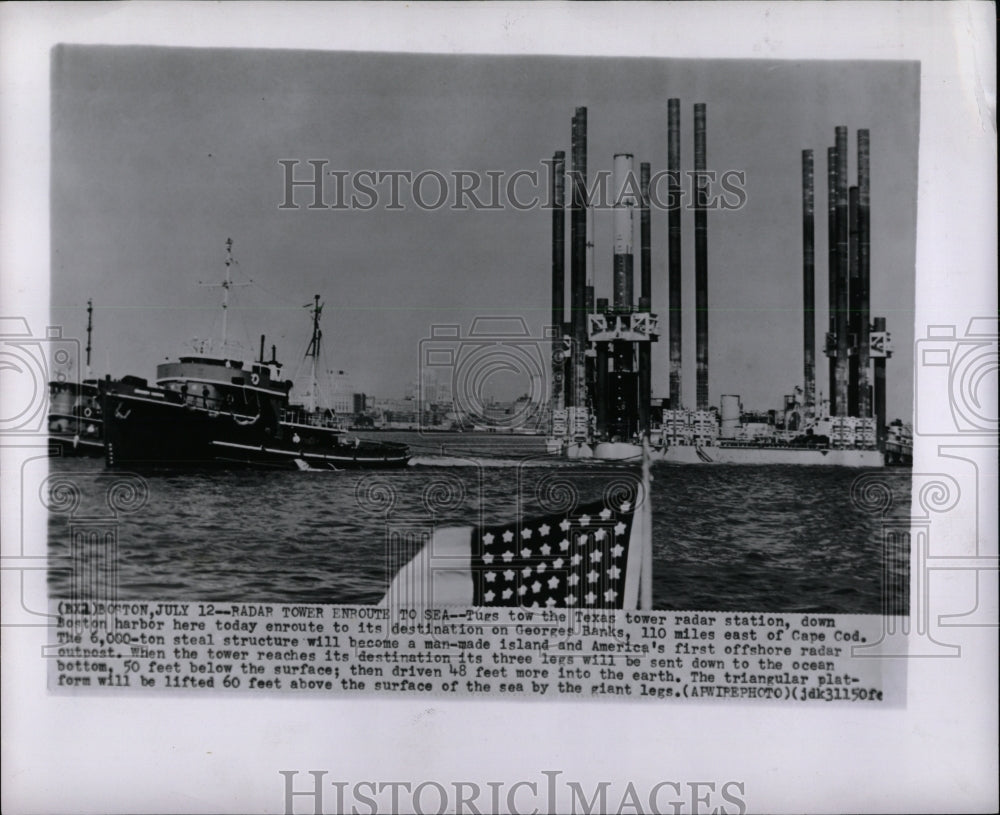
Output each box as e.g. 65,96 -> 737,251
101,239 -> 410,470
48,299 -> 104,457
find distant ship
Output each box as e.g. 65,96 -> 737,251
48,299 -> 104,457
101,240 -> 409,470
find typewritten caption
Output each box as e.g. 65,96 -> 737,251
50,603 -> 894,702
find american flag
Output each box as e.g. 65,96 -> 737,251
381,456 -> 653,611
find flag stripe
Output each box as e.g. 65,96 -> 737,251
379,526 -> 474,608
622,498 -> 644,610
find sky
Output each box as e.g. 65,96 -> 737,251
51,46 -> 919,420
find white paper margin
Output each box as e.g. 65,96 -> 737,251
1,2 -> 996,813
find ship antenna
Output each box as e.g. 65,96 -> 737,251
85,298 -> 93,378
198,238 -> 251,357
222,238 -> 233,351
304,294 -> 323,412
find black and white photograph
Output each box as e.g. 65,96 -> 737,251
43,46 -> 919,612
2,3 -> 996,814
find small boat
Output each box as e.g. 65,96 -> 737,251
48,299 -> 105,458
101,240 -> 410,470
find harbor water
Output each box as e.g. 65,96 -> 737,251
47,432 -> 909,613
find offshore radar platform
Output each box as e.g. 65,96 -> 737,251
545,104 -> 910,466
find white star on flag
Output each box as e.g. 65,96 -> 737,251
538,524 -> 551,536
594,529 -> 607,541
567,574 -> 580,586
502,530 -> 514,543
559,519 -> 571,531
521,528 -> 533,540
482,553 -> 494,564
614,522 -> 627,536
537,562 -> 547,573
579,514 -> 591,527
484,571 -> 497,583
482,532 -> 495,545
540,543 -> 552,556
502,550 -> 514,563
521,547 -> 532,558
484,590 -> 495,602
599,508 -> 612,520
604,589 -> 618,602
547,576 -> 559,589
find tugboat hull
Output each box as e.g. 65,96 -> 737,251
49,436 -> 105,458
49,381 -> 104,457
102,384 -> 410,470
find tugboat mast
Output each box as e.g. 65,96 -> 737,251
304,294 -> 323,413
198,238 -> 251,357
85,298 -> 93,378
221,238 -> 233,348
